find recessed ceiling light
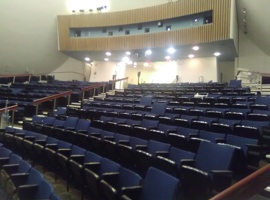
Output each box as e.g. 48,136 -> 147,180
188,54 -> 195,58
167,47 -> 175,54
104,58 -> 109,61
214,52 -> 221,56
192,46 -> 199,51
106,52 -> 111,56
126,51 -> 131,55
134,62 -> 137,66
122,56 -> 130,63
145,50 -> 152,56
144,62 -> 149,67
127,60 -> 133,65
133,65 -> 137,68
165,56 -> 171,60
84,57 -> 90,61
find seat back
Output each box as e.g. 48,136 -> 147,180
63,117 -> 79,129
26,168 -> 43,184
75,119 -> 91,131
141,119 -> 159,129
150,101 -> 167,115
147,140 -> 171,156
140,167 -> 179,200
0,147 -> 12,157
195,141 -> 235,172
17,160 -> 32,173
118,167 -> 142,188
99,158 -> 120,175
34,179 -> 54,199
140,96 -> 153,106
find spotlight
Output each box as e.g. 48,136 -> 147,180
145,50 -> 152,56
214,52 -> 221,56
167,47 -> 175,54
192,46 -> 199,51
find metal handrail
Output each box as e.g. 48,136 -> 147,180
210,164 -> 270,200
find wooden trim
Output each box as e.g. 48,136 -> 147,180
0,105 -> 18,114
81,83 -> 106,92
58,0 -> 232,51
33,91 -> 72,105
210,164 -> 270,200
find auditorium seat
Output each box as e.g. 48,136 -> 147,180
181,141 -> 235,200
99,167 -> 142,200
121,167 -> 179,200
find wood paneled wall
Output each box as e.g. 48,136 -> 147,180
58,0 -> 231,51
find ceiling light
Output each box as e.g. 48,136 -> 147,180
192,46 -> 199,51
188,54 -> 195,58
214,52 -> 221,56
144,62 -> 149,67
106,52 -> 111,56
104,58 -> 109,61
133,65 -> 137,68
134,62 -> 137,66
126,51 -> 131,55
145,50 -> 152,56
167,47 -> 175,54
122,56 -> 130,63
127,61 -> 133,65
84,57 -> 90,61
165,56 -> 171,60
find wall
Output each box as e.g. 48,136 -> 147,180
218,61 -> 235,83
237,31 -> 270,73
230,0 -> 239,54
49,57 -> 86,81
77,57 -> 217,84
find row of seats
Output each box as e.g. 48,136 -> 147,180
22,115 -> 264,175
0,143 -> 59,200
0,128 -> 181,200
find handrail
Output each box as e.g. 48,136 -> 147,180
0,105 -> 18,114
81,82 -> 106,92
32,90 -> 73,105
210,164 -> 270,200
109,77 -> 129,83
0,74 -> 32,78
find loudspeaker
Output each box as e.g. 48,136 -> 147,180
112,75 -> 116,80
176,75 -> 179,81
137,71 -> 141,77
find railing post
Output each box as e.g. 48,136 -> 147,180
11,110 -> 15,127
53,99 -> 57,110
67,94 -> 71,105
93,88 -> 96,97
35,104 -> 39,115
82,91 -> 85,101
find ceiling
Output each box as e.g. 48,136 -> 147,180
1,0 -> 269,74
64,0 -> 270,65
63,39 -> 237,64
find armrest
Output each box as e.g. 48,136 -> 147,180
65,127 -> 76,131
156,156 -> 175,165
118,140 -> 130,146
211,170 -> 233,192
77,130 -> 88,134
121,186 -> 142,199
155,152 -> 169,158
2,164 -> 19,175
58,148 -> 72,157
34,140 -> 46,146
216,138 -> 226,143
84,162 -> 100,172
70,155 -> 85,164
103,136 -> 114,141
45,144 -> 58,151
17,184 -> 39,199
246,144 -> 261,151
24,136 -> 35,142
189,133 -> 199,138
0,157 -> 9,166
14,133 -> 26,138
10,173 -> 29,187
135,145 -> 147,151
155,151 -> 169,157
136,150 -> 152,157
180,159 -> 195,167
102,172 -> 120,186
90,133 -> 101,137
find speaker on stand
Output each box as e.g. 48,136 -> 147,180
137,71 -> 141,85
